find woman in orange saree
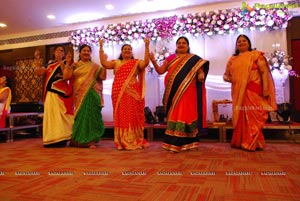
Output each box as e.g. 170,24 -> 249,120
99,38 -> 150,150
223,34 -> 277,151
150,36 -> 209,153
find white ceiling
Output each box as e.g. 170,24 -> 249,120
0,0 -> 239,38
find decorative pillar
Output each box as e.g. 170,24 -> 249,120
271,69 -> 289,104
157,74 -> 165,105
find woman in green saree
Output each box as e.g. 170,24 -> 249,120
64,44 -> 106,148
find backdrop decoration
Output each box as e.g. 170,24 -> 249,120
70,2 -> 292,49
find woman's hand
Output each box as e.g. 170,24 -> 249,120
263,89 -> 269,98
33,50 -> 41,67
223,75 -> 231,83
66,53 -> 73,65
149,52 -> 155,63
144,38 -> 150,47
99,38 -> 105,49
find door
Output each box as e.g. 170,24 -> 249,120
291,39 -> 300,112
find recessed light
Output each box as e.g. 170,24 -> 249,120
47,15 -> 56,20
105,4 -> 114,10
65,13 -> 104,24
0,23 -> 7,28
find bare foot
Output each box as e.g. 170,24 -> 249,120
89,142 -> 96,149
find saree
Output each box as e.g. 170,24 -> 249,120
0,87 -> 12,128
226,50 -> 277,151
71,61 -> 105,147
43,61 -> 74,145
112,59 -> 149,150
162,54 -> 209,152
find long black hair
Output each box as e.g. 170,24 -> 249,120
233,34 -> 254,56
52,45 -> 66,60
4,76 -> 12,89
175,36 -> 190,53
118,44 -> 134,60
78,44 -> 92,61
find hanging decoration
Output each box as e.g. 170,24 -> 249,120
70,3 -> 292,48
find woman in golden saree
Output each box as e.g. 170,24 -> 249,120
223,34 -> 277,151
64,44 -> 106,148
99,38 -> 150,150
150,36 -> 209,153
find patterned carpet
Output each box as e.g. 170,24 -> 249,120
0,137 -> 300,201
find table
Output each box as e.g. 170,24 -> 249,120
0,127 -> 11,143
8,112 -> 43,142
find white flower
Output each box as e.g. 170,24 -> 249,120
266,47 -> 296,78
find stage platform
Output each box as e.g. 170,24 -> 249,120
221,122 -> 300,143
104,122 -> 300,143
2,119 -> 299,143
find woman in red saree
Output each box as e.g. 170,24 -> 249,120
150,36 -> 209,153
0,76 -> 12,128
99,38 -> 150,150
223,34 -> 277,151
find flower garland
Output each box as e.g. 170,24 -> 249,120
70,3 -> 292,48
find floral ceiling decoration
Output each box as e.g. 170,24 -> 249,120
70,2 -> 293,48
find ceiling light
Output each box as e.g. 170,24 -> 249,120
65,13 -> 104,24
105,4 -> 114,10
47,15 -> 56,20
0,23 -> 7,28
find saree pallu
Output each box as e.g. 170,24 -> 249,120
162,54 -> 209,152
229,51 -> 277,151
71,61 -> 105,147
43,61 -> 74,145
0,87 -> 11,128
112,59 -> 148,150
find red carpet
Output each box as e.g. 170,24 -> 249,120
0,138 -> 300,201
